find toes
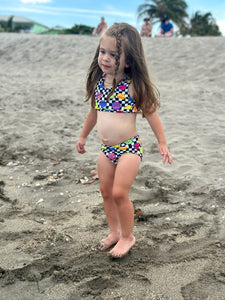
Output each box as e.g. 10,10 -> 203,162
98,244 -> 104,251
108,237 -> 136,258
107,250 -> 119,258
98,241 -> 107,251
108,250 -> 130,258
108,247 -> 125,258
98,238 -> 116,251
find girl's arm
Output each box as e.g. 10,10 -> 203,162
76,107 -> 97,154
144,111 -> 172,164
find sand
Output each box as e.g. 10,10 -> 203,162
0,33 -> 225,300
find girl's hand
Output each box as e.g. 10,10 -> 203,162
76,137 -> 86,154
158,143 -> 172,164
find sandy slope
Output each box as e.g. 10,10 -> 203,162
0,33 -> 225,299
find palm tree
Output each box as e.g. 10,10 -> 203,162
137,0 -> 188,29
7,16 -> 14,32
189,11 -> 221,36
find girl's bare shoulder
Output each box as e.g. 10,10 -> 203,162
128,81 -> 134,98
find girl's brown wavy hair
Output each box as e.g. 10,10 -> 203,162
85,22 -> 160,115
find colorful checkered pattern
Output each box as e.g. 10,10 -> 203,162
95,76 -> 138,113
101,135 -> 143,165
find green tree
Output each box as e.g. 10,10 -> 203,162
7,16 -> 14,32
189,11 -> 221,36
62,24 -> 94,35
0,16 -> 14,32
137,0 -> 188,30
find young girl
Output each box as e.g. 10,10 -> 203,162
76,22 -> 172,258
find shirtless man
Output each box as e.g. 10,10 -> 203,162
92,17 -> 108,37
140,18 -> 152,37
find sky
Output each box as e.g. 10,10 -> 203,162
0,0 -> 225,36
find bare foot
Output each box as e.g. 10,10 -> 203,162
108,236 -> 136,258
98,234 -> 120,251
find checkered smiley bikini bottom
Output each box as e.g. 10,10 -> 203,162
101,135 -> 143,165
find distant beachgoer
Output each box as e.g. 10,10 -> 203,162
92,17 -> 108,37
155,17 -> 174,37
140,17 -> 152,37
76,22 -> 172,259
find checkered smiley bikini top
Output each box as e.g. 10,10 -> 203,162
95,75 -> 138,113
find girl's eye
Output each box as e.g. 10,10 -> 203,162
110,53 -> 116,58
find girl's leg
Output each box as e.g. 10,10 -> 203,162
109,154 -> 141,258
97,151 -> 120,250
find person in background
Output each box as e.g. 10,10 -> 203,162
155,17 -> 174,37
92,17 -> 108,37
140,17 -> 152,37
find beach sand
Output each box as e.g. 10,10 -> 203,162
0,33 -> 225,299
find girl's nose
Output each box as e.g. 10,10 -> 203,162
103,54 -> 109,61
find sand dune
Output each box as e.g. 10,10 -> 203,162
0,33 -> 225,299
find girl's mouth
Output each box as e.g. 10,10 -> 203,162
102,64 -> 110,69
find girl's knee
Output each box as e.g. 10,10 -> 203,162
112,187 -> 128,204
100,184 -> 112,200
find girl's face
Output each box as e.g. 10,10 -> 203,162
98,35 -> 128,78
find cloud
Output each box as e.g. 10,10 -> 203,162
1,4 -> 134,24
20,0 -> 52,4
1,6 -> 61,16
217,20 -> 225,36
15,3 -> 133,18
44,6 -> 134,18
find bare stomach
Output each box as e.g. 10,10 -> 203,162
97,111 -> 138,146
